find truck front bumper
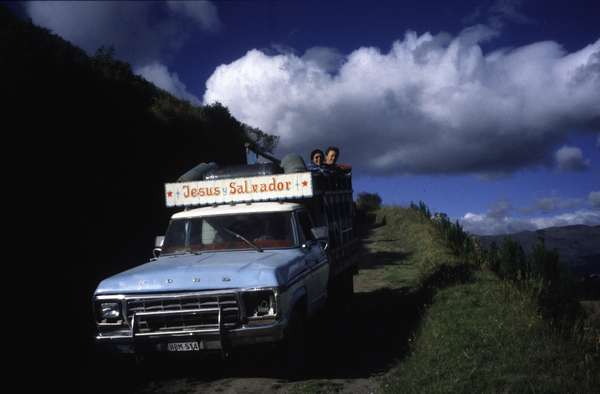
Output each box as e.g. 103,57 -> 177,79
95,319 -> 286,354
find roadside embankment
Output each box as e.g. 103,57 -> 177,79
382,269 -> 599,393
368,204 -> 600,393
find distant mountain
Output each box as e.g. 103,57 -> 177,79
477,225 -> 600,276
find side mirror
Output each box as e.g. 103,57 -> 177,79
302,239 -> 328,251
310,226 -> 329,251
310,226 -> 328,240
153,236 -> 164,258
319,240 -> 329,251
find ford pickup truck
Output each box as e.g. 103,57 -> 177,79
93,159 -> 358,368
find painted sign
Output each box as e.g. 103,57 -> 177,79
165,172 -> 314,207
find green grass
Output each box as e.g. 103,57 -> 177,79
357,206 -> 599,393
382,270 -> 600,393
359,206 -> 462,291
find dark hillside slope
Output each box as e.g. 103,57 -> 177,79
477,225 -> 600,276
1,5 -> 253,384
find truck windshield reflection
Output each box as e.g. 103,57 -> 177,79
162,212 -> 295,254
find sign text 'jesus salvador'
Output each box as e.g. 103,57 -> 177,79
165,172 -> 313,207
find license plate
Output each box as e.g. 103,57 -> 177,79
167,341 -> 200,352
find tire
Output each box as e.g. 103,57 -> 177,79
343,271 -> 354,299
328,272 -> 354,309
279,308 -> 307,380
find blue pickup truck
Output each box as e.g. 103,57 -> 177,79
93,163 -> 358,367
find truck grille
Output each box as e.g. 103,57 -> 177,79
126,293 -> 240,334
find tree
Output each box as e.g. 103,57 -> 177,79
243,123 -> 279,153
356,192 -> 382,212
498,237 -> 527,280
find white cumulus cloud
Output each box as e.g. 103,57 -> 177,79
554,145 -> 591,171
590,191 -> 600,209
26,1 -> 220,65
135,63 -> 200,105
460,196 -> 600,235
461,209 -> 600,235
204,29 -> 600,175
528,196 -> 583,213
529,210 -> 600,229
167,1 -> 221,32
302,46 -> 344,73
461,212 -> 537,235
26,1 -> 220,105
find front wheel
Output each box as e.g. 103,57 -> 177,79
342,271 -> 354,298
278,309 -> 307,380
328,271 -> 354,308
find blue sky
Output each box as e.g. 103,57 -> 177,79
10,0 -> 600,234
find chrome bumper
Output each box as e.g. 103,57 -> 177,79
95,319 -> 286,354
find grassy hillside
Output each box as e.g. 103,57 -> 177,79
357,206 -> 464,291
1,6 -> 275,388
383,270 -> 599,393
2,5 -> 255,275
359,205 -> 600,393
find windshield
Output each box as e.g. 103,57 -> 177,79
162,211 -> 295,255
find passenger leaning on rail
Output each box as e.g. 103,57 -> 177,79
311,149 -> 324,166
324,146 -> 339,167
324,146 -> 351,174
307,149 -> 324,172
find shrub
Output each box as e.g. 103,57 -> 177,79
356,192 -> 382,212
410,200 -> 431,219
412,203 -> 476,261
483,236 -> 584,330
498,237 -> 527,281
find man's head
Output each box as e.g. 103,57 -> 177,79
325,146 -> 339,165
311,149 -> 324,166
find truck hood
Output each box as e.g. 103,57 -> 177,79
95,249 -> 307,295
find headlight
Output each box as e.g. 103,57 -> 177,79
242,290 -> 277,319
95,301 -> 122,324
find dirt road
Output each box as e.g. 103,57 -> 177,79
88,226 -> 419,394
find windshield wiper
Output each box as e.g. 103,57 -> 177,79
163,249 -> 202,256
162,251 -> 190,257
219,226 -> 264,253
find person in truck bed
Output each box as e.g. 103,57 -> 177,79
311,149 -> 324,166
307,149 -> 324,172
324,146 -> 351,174
324,146 -> 339,166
